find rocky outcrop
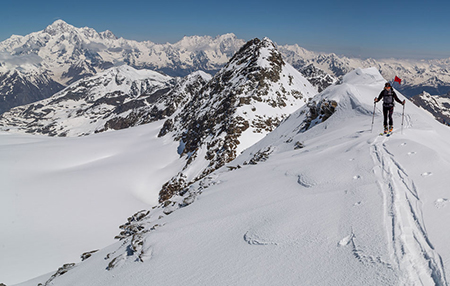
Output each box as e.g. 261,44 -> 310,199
38,263 -> 76,286
299,63 -> 337,92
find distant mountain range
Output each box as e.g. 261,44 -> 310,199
2,20 -> 450,114
411,91 -> 450,125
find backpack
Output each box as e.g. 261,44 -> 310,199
383,89 -> 394,107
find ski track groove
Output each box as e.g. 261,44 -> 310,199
371,135 -> 448,286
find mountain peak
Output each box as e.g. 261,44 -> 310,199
44,19 -> 76,36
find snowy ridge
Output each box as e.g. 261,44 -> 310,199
15,67 -> 450,286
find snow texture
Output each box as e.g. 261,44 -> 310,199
4,68 -> 450,286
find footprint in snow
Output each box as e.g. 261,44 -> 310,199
435,198 -> 449,209
244,231 -> 278,246
297,175 -> 316,188
421,172 -> 432,177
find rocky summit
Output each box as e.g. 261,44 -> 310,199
158,37 -> 318,202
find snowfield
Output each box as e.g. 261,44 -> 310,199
0,121 -> 185,285
4,68 -> 450,285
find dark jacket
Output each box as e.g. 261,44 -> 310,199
377,89 -> 403,108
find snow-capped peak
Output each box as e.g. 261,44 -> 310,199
43,19 -> 76,35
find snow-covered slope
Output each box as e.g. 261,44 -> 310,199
14,68 -> 450,286
411,91 -> 450,125
0,121 -> 186,285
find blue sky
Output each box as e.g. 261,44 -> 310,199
1,0 -> 448,59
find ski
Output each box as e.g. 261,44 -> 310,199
379,131 -> 393,136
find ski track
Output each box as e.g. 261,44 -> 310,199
370,134 -> 448,286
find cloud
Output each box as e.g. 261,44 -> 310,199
82,42 -> 107,52
0,52 -> 43,68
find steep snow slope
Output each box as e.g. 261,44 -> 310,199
0,121 -> 185,285
17,68 -> 450,285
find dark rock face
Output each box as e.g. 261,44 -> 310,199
80,250 -> 99,261
300,64 -> 337,92
38,263 -> 76,286
411,91 -> 450,125
299,99 -> 338,132
0,71 -> 64,114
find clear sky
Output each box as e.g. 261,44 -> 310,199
1,0 -> 449,59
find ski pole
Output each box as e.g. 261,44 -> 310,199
401,102 -> 405,134
371,101 -> 376,133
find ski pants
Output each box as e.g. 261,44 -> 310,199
383,106 -> 394,127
